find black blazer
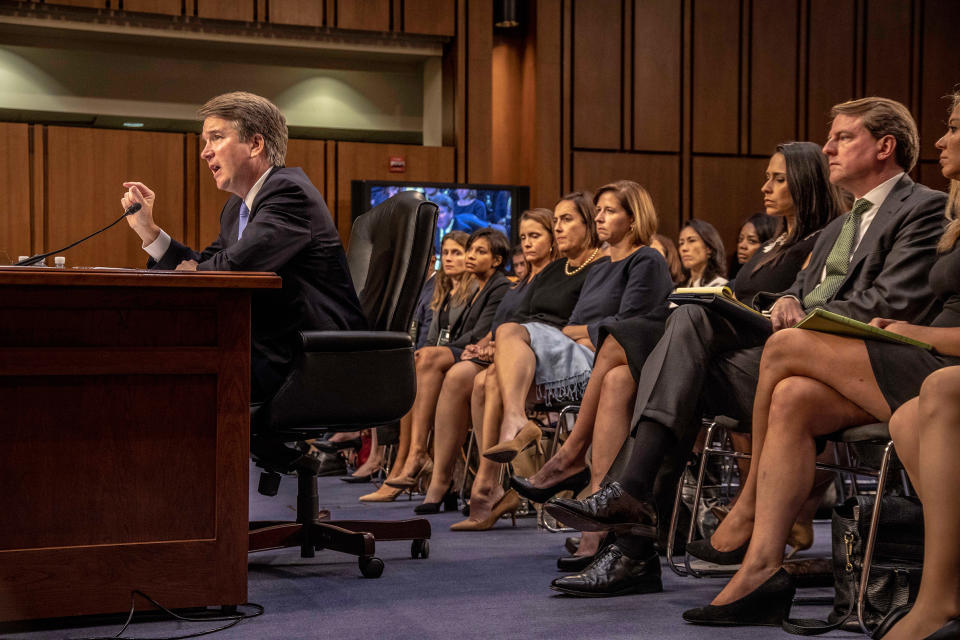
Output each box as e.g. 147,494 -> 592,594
150,166 -> 367,372
448,271 -> 511,349
759,175 -> 947,324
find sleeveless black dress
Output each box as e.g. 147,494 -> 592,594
867,242 -> 960,411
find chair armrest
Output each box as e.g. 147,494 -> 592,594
299,330 -> 413,352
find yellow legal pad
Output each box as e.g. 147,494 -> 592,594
794,308 -> 932,350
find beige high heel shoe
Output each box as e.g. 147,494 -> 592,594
384,457 -> 434,489
785,521 -> 814,559
482,421 -> 542,464
450,489 -> 521,531
358,483 -> 404,503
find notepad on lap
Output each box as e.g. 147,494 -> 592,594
794,308 -> 932,350
668,286 -> 772,333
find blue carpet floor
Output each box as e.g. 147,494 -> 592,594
2,464 -> 858,640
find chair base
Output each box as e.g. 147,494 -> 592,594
247,468 -> 431,578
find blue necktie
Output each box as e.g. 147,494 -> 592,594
237,201 -> 250,241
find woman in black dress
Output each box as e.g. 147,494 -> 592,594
512,144 -> 840,558
853,94 -> 960,640
682,121 -> 960,630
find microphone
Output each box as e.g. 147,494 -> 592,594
16,203 -> 142,267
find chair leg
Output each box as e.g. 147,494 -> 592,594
666,459 -> 692,577
684,420 -> 719,578
856,440 -> 896,635
459,428 -> 476,504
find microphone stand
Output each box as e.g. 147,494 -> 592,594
16,204 -> 141,267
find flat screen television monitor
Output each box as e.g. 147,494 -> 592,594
351,180 -> 530,261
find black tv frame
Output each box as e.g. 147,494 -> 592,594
350,179 -> 531,247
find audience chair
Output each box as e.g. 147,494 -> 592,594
248,191 -> 438,578
665,416 -> 916,634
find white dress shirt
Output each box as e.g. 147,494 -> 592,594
143,167 -> 274,261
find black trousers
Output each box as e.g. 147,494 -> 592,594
608,305 -> 770,549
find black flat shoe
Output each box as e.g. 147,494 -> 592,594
340,474 -> 372,484
550,544 -> 662,597
315,437 -> 362,453
686,535 -> 749,565
924,618 -> 960,640
681,568 -> 796,626
510,468 -> 590,504
557,553 -> 597,572
414,491 -> 459,515
545,482 -> 658,538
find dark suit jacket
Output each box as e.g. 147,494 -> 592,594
760,174 -> 947,324
448,270 -> 511,349
150,167 -> 366,378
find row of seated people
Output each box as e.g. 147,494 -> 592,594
337,94 -> 959,639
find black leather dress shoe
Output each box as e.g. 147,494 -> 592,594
686,535 -> 749,565
556,553 -> 596,572
550,544 -> 662,597
681,568 -> 796,626
545,482 -> 657,538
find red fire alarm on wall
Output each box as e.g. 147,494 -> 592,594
389,156 -> 406,173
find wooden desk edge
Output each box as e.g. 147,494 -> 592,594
0,268 -> 281,289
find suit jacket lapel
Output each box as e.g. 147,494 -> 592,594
848,175 -> 914,270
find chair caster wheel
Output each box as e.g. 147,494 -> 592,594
411,539 -> 429,559
359,556 -> 384,578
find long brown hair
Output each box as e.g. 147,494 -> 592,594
557,191 -> 601,250
518,208 -> 559,275
431,230 -> 470,310
938,90 -> 960,254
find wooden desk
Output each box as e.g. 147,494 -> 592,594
0,268 -> 280,622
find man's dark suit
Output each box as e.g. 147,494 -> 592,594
150,166 -> 366,398
615,174 -> 946,489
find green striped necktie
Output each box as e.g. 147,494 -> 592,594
801,197 -> 872,309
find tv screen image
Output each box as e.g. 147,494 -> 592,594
353,180 -> 530,263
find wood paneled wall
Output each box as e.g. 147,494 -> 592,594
502,0 -> 960,259
0,126 -> 452,268
42,0 -> 456,35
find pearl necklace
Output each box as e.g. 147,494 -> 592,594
564,246 -> 601,276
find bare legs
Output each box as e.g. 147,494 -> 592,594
884,367 -> 960,639
395,346 -> 457,479
709,329 -> 890,605
457,365 -> 508,523
423,359 -> 484,503
493,323 -> 537,443
528,337 -> 630,488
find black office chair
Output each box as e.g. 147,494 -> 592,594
248,191 -> 438,578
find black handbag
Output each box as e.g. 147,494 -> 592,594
782,495 -> 923,636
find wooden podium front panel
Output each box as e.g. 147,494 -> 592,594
0,270 -> 275,621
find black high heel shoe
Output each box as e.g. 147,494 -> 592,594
681,568 -> 796,626
510,467 -> 590,504
414,484 -> 459,514
686,535 -> 749,565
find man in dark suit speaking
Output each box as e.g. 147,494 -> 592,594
121,91 -> 366,405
